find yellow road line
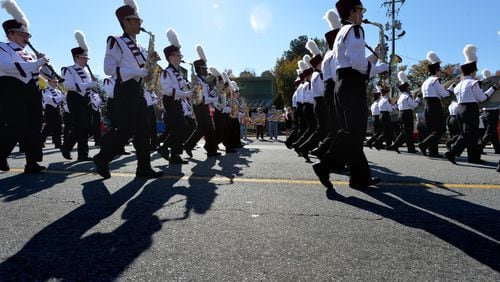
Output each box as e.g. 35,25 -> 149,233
4,168 -> 500,189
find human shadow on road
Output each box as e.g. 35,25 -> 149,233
326,182 -> 500,272
0,162 -> 69,202
0,174 -> 187,280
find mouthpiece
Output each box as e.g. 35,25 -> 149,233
362,19 -> 371,24
140,27 -> 146,32
181,60 -> 186,64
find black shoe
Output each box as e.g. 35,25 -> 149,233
24,163 -> 46,173
349,177 -> 381,189
0,158 -> 9,171
302,151 -> 311,162
185,148 -> 193,158
207,152 -> 221,158
391,145 -> 400,154
310,148 -> 322,158
428,154 -> 443,158
226,149 -> 237,154
77,156 -> 93,162
93,155 -> 111,179
374,143 -> 382,151
119,150 -> 131,155
468,159 -> 486,164
285,143 -> 293,149
444,151 -> 456,165
367,141 -> 373,149
61,149 -> 72,160
418,143 -> 427,156
169,155 -> 188,164
158,147 -> 170,161
312,163 -> 333,190
54,144 -> 61,149
408,149 -> 418,154
136,168 -> 163,178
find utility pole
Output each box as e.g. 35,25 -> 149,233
382,0 -> 406,96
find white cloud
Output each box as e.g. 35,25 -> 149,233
497,30 -> 500,36
213,4 -> 219,9
250,5 -> 272,34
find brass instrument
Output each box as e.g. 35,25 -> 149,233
184,61 -> 203,106
363,19 -> 391,91
140,27 -> 164,109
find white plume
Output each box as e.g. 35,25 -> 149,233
306,40 -> 322,57
481,69 -> 492,79
167,28 -> 181,48
426,51 -> 441,64
208,67 -> 221,77
1,0 -> 29,27
398,71 -> 409,84
124,0 -> 138,12
376,85 -> 382,93
298,61 -> 308,72
323,9 -> 341,30
303,55 -> 311,67
221,72 -> 230,84
74,30 -> 89,51
463,44 -> 477,63
296,69 -> 301,76
196,44 -> 207,62
230,81 -> 239,92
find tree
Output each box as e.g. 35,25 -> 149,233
275,57 -> 300,107
239,69 -> 256,78
260,70 -> 274,78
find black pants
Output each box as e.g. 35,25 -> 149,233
147,106 -> 158,148
293,102 -> 316,148
161,95 -> 187,156
96,79 -> 151,170
481,109 -> 500,152
367,115 -> 381,147
421,97 -> 445,156
314,79 -> 337,156
41,105 -> 62,147
63,91 -> 91,158
298,96 -> 330,153
224,116 -> 241,149
185,103 -> 217,153
214,109 -> 225,145
285,106 -> 300,147
322,68 -> 370,183
90,109 -> 101,145
0,78 -> 43,164
393,109 -> 415,152
374,111 -> 393,149
450,103 -> 481,162
446,115 -> 461,152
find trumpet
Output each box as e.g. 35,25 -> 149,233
26,42 -> 65,83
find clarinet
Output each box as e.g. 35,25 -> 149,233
26,42 -> 65,83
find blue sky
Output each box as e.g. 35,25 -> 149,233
1,0 -> 498,78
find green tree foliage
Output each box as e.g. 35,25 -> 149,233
239,69 -> 256,78
260,70 -> 274,78
274,35 -> 327,106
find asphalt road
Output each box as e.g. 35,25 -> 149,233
0,137 -> 499,281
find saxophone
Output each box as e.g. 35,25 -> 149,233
140,28 -> 164,108
188,63 -> 204,106
362,19 -> 389,89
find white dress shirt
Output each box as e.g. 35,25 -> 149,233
421,76 -> 450,99
454,76 -> 494,104
397,92 -> 420,110
103,34 -> 147,83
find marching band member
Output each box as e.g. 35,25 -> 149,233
392,71 -> 420,153
211,69 -> 226,147
60,30 -> 95,161
102,76 -> 130,155
292,56 -> 316,150
310,9 -> 342,159
144,90 -> 159,151
479,69 -> 500,154
93,0 -> 163,179
183,45 -> 220,158
446,99 -> 460,152
296,39 -> 326,162
418,51 -> 452,158
284,73 -> 302,149
372,86 -> 393,150
41,78 -> 64,149
158,28 -> 192,164
313,0 -> 388,190
366,90 -> 381,149
0,0 -> 49,173
445,45 -> 498,164
89,91 -> 102,146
